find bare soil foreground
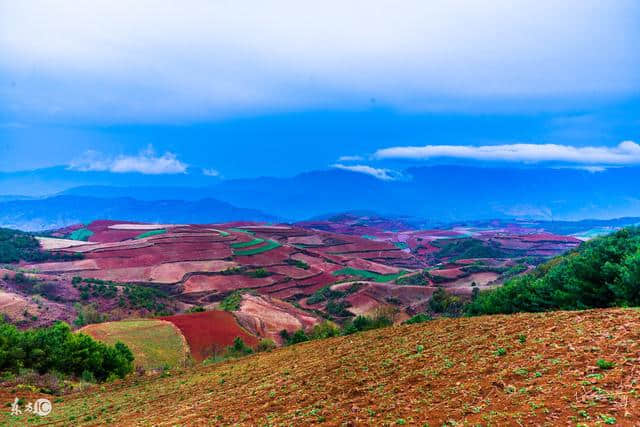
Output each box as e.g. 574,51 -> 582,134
3,308 -> 639,426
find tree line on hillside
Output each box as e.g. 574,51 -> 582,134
0,228 -> 83,263
467,227 -> 640,315
0,319 -> 133,383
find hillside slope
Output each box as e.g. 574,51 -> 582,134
5,308 -> 639,425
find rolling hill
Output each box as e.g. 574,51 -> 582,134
3,308 -> 638,425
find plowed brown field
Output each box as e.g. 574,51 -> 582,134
6,308 -> 640,426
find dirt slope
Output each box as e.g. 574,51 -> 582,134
6,308 -> 640,426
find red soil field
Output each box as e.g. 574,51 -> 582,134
161,310 -> 258,361
430,267 -> 465,279
87,220 -> 144,242
267,264 -> 316,279
345,258 -> 400,274
235,294 -> 320,343
232,246 -> 294,266
182,274 -> 278,294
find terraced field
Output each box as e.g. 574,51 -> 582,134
9,217 -> 589,333
161,311 -> 259,361
80,319 -> 190,369
6,308 -> 639,425
332,267 -> 408,282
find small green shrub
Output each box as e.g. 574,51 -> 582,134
596,359 -> 615,370
403,313 -> 433,325
219,291 -> 243,311
256,339 -> 276,352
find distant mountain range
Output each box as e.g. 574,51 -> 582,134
2,165 -> 640,230
0,196 -> 276,231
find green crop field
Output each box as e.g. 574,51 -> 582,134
230,238 -> 265,248
135,229 -> 167,239
332,267 -> 408,282
68,228 -> 94,241
233,239 -> 281,256
80,319 -> 189,369
228,227 -> 255,236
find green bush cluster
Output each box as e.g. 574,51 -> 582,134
429,287 -> 464,316
72,277 -> 171,315
285,258 -> 310,270
219,291 -> 243,311
395,270 -> 432,286
0,320 -> 133,382
433,237 -> 509,260
467,227 -> 640,315
403,313 -> 433,325
0,228 -> 83,263
280,312 -> 393,346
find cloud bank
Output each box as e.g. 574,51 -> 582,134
1,1 -> 639,121
69,146 -> 187,174
374,141 -> 640,165
332,164 -> 399,181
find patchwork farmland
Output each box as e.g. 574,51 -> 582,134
1,215 -> 584,358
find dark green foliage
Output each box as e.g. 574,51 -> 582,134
123,286 -> 169,313
307,286 -> 345,305
72,278 -> 170,314
220,267 -> 244,275
403,313 -> 433,325
596,359 -> 615,370
0,228 -> 83,263
429,287 -> 464,316
285,259 -> 310,269
466,228 -> 640,315
245,268 -> 271,278
433,238 -> 509,260
219,291 -> 243,311
0,320 -> 133,381
281,329 -> 309,345
73,303 -> 107,327
225,337 -> 253,357
307,283 -> 363,306
326,300 -> 351,317
396,270 -> 432,286
309,321 -> 341,339
342,313 -> 393,335
186,306 -> 205,313
256,338 -> 276,352
471,286 -> 480,301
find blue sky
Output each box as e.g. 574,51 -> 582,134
1,1 -> 639,179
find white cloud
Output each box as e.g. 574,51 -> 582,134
337,155 -> 364,162
202,168 -> 220,177
331,163 -> 399,181
0,1 -> 638,121
69,146 -> 187,174
374,141 -> 640,165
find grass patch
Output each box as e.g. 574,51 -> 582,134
81,320 -> 188,370
230,238 -> 265,249
233,240 -> 281,256
134,229 -> 167,239
332,267 -> 408,283
68,228 -> 94,241
228,228 -> 255,235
